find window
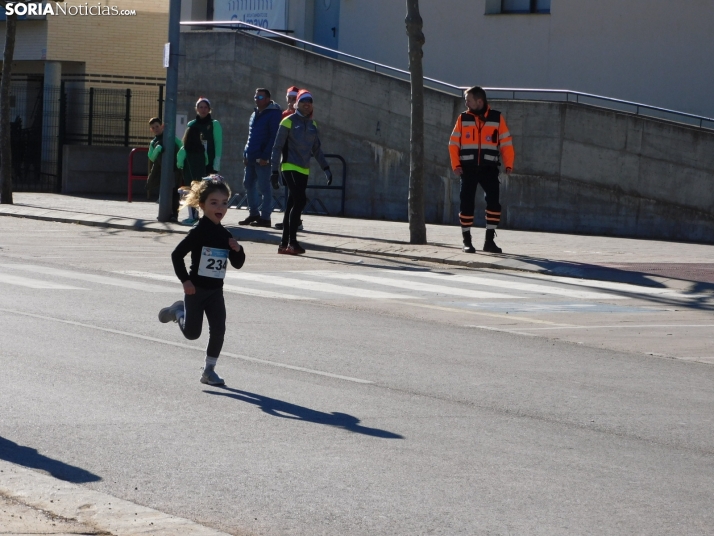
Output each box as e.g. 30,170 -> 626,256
485,0 -> 550,14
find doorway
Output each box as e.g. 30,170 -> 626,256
313,0 -> 340,51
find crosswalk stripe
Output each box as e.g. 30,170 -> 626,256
389,270 -> 627,300
225,272 -> 416,300
0,264 -> 176,293
534,273 -> 710,299
0,273 -> 85,290
301,271 -> 522,299
115,271 -> 315,301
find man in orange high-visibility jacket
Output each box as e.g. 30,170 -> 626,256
449,86 -> 514,253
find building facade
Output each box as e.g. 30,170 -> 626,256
189,0 -> 714,118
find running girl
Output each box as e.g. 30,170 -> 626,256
158,175 -> 245,386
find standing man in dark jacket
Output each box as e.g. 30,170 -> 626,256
239,88 -> 282,228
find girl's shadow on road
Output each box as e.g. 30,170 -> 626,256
204,387 -> 404,439
0,436 -> 101,483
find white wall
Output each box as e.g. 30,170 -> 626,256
0,20 -> 48,61
337,0 -> 714,118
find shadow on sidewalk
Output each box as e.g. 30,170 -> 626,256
203,387 -> 404,439
0,436 -> 101,483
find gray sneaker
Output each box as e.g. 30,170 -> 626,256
158,300 -> 184,323
200,366 -> 225,386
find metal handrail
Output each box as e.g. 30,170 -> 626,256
182,20 -> 714,130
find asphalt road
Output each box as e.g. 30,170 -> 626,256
1,219 -> 713,535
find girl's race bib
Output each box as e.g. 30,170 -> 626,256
197,247 -> 228,279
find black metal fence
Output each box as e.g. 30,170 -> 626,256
7,81 -> 163,193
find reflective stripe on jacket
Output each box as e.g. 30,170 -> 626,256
448,106 -> 514,170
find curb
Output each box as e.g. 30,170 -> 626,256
0,459 -> 231,536
0,208 -> 546,274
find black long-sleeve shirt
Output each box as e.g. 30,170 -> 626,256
171,217 -> 245,289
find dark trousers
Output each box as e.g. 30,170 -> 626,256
281,170 -> 309,245
459,166 -> 501,229
180,286 -> 226,359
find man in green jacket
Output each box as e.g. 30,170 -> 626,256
147,117 -> 183,222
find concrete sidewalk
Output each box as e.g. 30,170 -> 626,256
2,193 -> 714,287
0,459 -> 231,535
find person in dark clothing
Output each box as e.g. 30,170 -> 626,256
275,86 -> 304,232
146,117 -> 183,221
177,123 -> 208,183
239,88 -> 282,228
270,89 -> 332,255
158,176 -> 245,386
186,97 -> 223,173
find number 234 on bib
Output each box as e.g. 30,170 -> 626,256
198,247 -> 229,279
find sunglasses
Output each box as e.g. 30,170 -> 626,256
299,98 -> 313,104
254,95 -> 266,100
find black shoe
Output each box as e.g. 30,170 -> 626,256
250,218 -> 272,228
483,229 -> 502,254
275,221 -> 303,231
238,214 -> 260,226
462,232 -> 476,254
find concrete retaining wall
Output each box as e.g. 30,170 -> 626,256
62,145 -> 148,196
178,31 -> 714,243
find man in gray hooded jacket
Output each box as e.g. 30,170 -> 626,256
270,89 -> 331,255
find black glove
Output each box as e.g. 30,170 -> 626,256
271,171 -> 280,190
324,167 -> 333,186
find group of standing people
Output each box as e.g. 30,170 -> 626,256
156,83 -> 515,387
237,85 -> 331,255
146,97 -> 223,223
147,85 -> 329,249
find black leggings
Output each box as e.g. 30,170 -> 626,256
179,286 -> 226,359
281,170 -> 309,245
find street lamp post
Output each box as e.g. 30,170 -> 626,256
158,0 -> 182,222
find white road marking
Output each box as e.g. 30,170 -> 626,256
0,307 -> 373,384
0,264 -> 176,293
225,272 -> 415,300
468,325 -> 539,336
115,271 -> 314,301
391,270 -> 628,300
0,273 -> 85,290
531,273 -> 711,299
303,271 -> 522,299
517,324 -> 714,331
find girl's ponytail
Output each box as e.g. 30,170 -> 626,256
184,175 -> 231,209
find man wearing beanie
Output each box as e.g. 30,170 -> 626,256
448,86 -> 515,254
270,89 -> 332,255
276,85 -> 304,232
282,86 -> 300,119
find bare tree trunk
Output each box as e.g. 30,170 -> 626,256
405,0 -> 426,244
0,10 -> 17,204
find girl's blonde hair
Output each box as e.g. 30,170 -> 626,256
184,175 -> 231,209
